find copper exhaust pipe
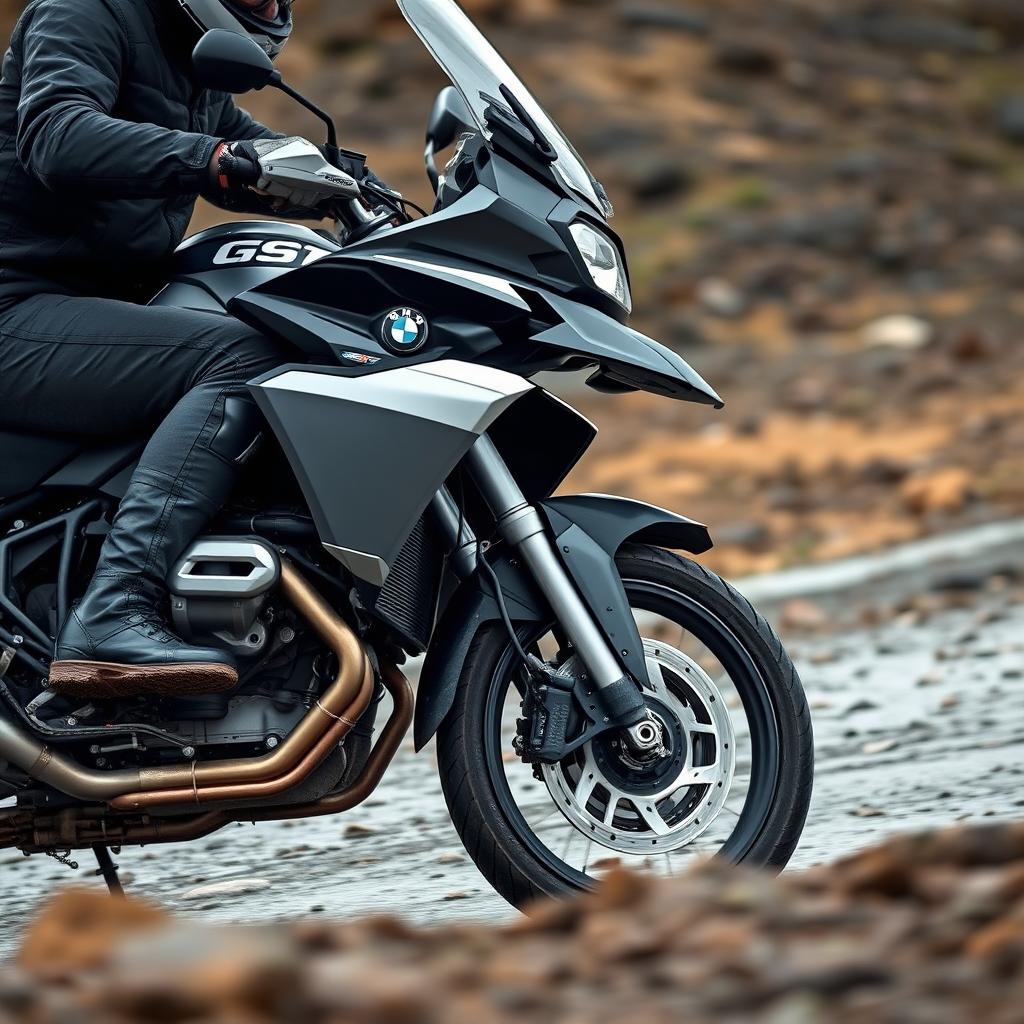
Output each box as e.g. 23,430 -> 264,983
242,659 -> 413,822
8,662 -> 413,852
109,560 -> 374,811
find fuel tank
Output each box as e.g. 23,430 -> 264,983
149,221 -> 342,313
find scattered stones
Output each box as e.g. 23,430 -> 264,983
617,2 -> 711,36
695,277 -> 748,318
343,823 -> 377,839
179,878 -> 271,902
781,598 -> 829,632
901,468 -> 972,515
860,314 -> 933,349
862,738 -> 899,755
851,805 -> 887,818
995,94 -> 1024,142
9,823 -> 1024,1022
712,37 -> 783,75
808,648 -> 839,665
620,153 -> 693,202
845,699 -> 879,714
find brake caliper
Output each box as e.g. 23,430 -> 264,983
513,665 -> 576,767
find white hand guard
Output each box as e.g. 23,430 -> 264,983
250,137 -> 361,208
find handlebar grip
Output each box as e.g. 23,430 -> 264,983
219,148 -> 261,187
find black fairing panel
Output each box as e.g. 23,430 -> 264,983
231,254 -> 521,365
150,221 -> 342,313
532,295 -> 724,408
485,388 -> 596,504
253,386 -> 469,576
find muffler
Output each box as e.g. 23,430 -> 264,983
0,561 -> 374,809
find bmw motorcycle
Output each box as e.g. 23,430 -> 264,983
0,0 -> 812,906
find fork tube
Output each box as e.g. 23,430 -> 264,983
430,486 -> 478,580
465,435 -> 627,692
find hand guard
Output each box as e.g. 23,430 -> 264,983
215,137 -> 361,209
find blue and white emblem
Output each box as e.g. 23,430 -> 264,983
381,307 -> 428,353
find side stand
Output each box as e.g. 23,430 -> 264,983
93,845 -> 124,896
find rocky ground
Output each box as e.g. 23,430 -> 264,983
3,823 -> 1024,1022
0,552 -> 1021,961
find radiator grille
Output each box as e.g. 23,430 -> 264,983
373,514 -> 442,654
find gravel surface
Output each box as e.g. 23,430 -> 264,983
1,577 -> 1021,959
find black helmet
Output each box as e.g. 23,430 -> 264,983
178,0 -> 293,61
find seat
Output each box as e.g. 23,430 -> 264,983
0,431 -> 143,501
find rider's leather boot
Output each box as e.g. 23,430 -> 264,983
49,467 -> 238,699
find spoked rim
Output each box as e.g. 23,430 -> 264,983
482,579 -> 781,887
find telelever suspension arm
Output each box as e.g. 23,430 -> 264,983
464,436 -> 647,729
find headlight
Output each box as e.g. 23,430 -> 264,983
569,222 -> 632,312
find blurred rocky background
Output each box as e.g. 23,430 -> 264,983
5,0 -> 1024,576
3,822 -> 1023,1022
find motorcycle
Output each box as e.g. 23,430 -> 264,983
0,0 -> 812,907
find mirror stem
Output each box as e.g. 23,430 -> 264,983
269,71 -> 338,149
425,142 -> 439,194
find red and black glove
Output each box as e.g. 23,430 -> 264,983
208,141 -> 262,201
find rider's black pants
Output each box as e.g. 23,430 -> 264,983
0,293 -> 284,595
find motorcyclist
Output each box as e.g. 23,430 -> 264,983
0,0 -> 382,693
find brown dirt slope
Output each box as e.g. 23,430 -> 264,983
4,1 -> 1024,573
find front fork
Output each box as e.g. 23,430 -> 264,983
454,435 -> 651,738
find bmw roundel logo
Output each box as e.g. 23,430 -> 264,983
381,307 -> 428,354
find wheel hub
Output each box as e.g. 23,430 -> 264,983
592,696 -> 684,793
542,638 -> 736,854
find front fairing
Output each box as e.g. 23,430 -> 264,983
223,1 -> 720,409
231,169 -> 720,407
530,293 -> 723,407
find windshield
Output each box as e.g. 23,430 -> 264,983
397,0 -> 611,218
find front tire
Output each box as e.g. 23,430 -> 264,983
437,544 -> 814,908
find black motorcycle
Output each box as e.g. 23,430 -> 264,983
0,0 -> 812,907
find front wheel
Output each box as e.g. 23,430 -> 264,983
437,543 -> 814,908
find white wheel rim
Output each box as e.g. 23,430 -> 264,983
541,638 -> 736,854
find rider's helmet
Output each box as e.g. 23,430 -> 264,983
177,0 -> 293,61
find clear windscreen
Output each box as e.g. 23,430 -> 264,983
397,0 -> 611,218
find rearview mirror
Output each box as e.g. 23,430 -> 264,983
425,86 -> 474,153
193,29 -> 276,94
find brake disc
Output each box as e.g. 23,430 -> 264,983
541,638 -> 736,854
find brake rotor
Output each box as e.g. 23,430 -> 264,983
541,638 -> 736,854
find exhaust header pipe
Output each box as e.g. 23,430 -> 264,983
0,562 -> 374,810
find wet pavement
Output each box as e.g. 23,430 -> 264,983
1,577 -> 1022,959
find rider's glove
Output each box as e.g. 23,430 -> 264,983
210,140 -> 261,195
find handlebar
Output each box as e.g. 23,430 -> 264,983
343,197 -> 377,226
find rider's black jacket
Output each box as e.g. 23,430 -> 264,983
0,0 -> 278,303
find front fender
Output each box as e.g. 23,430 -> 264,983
413,494 -> 713,750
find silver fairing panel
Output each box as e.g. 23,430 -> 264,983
252,359 -> 533,584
